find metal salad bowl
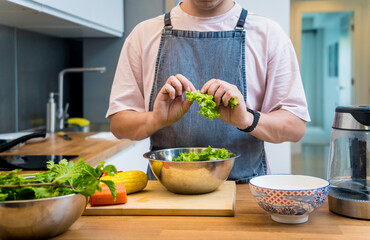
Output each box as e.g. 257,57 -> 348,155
143,147 -> 240,194
0,193 -> 87,240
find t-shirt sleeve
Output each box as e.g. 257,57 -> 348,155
261,24 -> 311,122
106,27 -> 145,118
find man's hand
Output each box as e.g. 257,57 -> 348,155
201,79 -> 253,129
200,78 -> 306,143
152,74 -> 196,129
110,74 -> 196,141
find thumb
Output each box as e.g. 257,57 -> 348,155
182,99 -> 194,112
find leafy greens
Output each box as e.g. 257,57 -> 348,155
0,159 -> 117,202
172,146 -> 235,162
185,90 -> 238,121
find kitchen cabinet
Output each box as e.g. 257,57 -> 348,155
265,142 -> 291,174
104,137 -> 150,172
0,0 -> 123,37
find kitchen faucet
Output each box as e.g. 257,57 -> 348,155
57,67 -> 106,131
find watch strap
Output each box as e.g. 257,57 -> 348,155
238,108 -> 260,133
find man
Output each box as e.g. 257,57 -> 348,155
107,0 -> 310,183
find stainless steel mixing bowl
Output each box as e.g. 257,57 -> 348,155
143,147 -> 239,194
0,193 -> 87,240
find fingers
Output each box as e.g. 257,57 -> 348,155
175,74 -> 196,92
168,76 -> 184,98
182,96 -> 194,110
161,75 -> 196,100
201,79 -> 240,107
162,83 -> 176,100
200,79 -> 216,94
218,89 -> 234,107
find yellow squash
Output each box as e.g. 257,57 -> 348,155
101,170 -> 148,194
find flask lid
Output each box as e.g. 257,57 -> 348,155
333,106 -> 370,131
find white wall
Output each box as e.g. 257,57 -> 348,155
236,0 -> 290,34
237,0 -> 292,174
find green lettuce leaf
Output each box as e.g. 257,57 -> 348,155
186,90 -> 238,120
173,146 -> 235,162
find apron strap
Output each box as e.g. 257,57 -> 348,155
164,11 -> 173,30
235,9 -> 248,31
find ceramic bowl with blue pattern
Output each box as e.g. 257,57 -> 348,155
249,174 -> 329,224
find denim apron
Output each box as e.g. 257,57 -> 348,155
148,9 -> 267,184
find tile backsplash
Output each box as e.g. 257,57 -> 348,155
0,25 -> 82,133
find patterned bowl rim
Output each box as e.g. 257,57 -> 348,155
249,174 -> 330,192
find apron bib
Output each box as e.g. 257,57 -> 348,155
148,9 -> 266,183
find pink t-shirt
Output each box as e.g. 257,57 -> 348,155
106,2 -> 311,122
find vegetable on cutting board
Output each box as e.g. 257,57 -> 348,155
89,170 -> 147,206
100,170 -> 148,194
89,182 -> 127,206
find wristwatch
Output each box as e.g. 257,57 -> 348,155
238,108 -> 260,133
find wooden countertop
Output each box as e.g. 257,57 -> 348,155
53,184 -> 370,240
2,133 -> 369,238
0,132 -> 135,167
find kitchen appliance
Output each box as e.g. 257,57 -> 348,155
0,155 -> 78,171
327,106 -> 370,219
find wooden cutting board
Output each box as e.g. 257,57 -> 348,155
83,180 -> 236,216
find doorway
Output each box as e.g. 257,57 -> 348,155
289,0 -> 369,178
301,11 -> 354,144
295,11 -> 354,178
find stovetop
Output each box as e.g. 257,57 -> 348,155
0,155 -> 78,171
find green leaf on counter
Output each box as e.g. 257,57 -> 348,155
0,159 -> 117,201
